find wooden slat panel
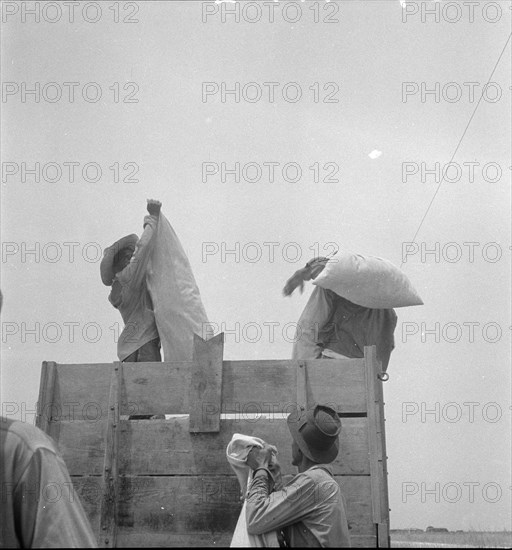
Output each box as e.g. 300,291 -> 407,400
351,535 -> 377,548
225,359 -> 367,414
46,350 -> 382,547
374,354 -> 391,547
70,476 -> 104,539
55,417 -> 369,476
119,476 -> 372,544
36,361 -> 56,431
365,347 -> 380,525
118,417 -> 369,476
365,347 -> 387,527
304,358 -> 368,411
296,361 -> 308,409
378,523 -> 390,548
51,363 -> 112,420
189,333 -> 224,433
115,533 -> 376,548
116,532 -> 234,547
71,475 -> 376,547
120,361 -> 191,415
337,476 -> 374,535
47,420 -> 108,475
99,363 -> 121,548
120,358 -> 367,416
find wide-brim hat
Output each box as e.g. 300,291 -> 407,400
287,404 -> 341,464
100,234 -> 138,286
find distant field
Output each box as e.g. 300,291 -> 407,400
391,531 -> 512,548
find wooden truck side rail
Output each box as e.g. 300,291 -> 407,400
36,337 -> 389,547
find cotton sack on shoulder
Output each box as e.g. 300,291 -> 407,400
312,249 -> 423,309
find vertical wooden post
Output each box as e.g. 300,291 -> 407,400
99,362 -> 121,548
364,346 -> 390,548
189,332 -> 224,433
296,361 -> 308,411
36,361 -> 57,433
375,363 -> 390,548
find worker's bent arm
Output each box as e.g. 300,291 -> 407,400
352,307 -> 398,372
375,308 -> 398,371
117,215 -> 158,292
245,470 -> 319,536
292,286 -> 333,359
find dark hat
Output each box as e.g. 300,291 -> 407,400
287,404 -> 342,464
100,234 -> 138,286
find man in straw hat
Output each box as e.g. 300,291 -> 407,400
245,404 -> 351,547
100,199 -> 162,363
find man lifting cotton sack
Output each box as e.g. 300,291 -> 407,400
283,250 -> 423,371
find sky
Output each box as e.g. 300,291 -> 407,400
1,0 -> 511,532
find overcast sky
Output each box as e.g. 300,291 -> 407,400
1,0 -> 511,532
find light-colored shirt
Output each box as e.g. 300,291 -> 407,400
246,464 -> 351,547
0,417 -> 97,548
293,286 -> 397,371
109,215 -> 159,361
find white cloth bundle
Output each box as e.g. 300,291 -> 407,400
226,434 -> 280,548
146,213 -> 210,361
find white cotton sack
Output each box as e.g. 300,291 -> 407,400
312,250 -> 424,309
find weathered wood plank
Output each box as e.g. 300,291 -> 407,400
296,361 -> 308,410
120,358 -> 367,416
70,475 -> 373,544
189,333 -> 224,433
119,417 -> 369,476
304,358 -> 367,412
36,361 -> 56,431
92,475 -> 372,542
47,419 -> 107,475
120,475 -> 373,537
117,476 -> 241,538
70,476 -> 104,538
50,363 -> 112,420
351,535 -> 377,548
374,352 -> 391,547
99,363 -> 121,548
114,532 -> 377,548
120,361 -> 191,415
226,359 -> 367,414
337,476 -> 374,535
365,346 -> 381,526
54,416 -> 369,476
364,345 -> 390,548
378,523 -> 390,547
45,359 -> 367,417
115,532 -> 234,547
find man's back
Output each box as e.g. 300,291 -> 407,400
0,417 -> 97,548
247,465 -> 351,547
283,466 -> 350,547
318,290 -> 397,370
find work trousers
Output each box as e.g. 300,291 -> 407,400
123,337 -> 163,419
123,337 -> 162,363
